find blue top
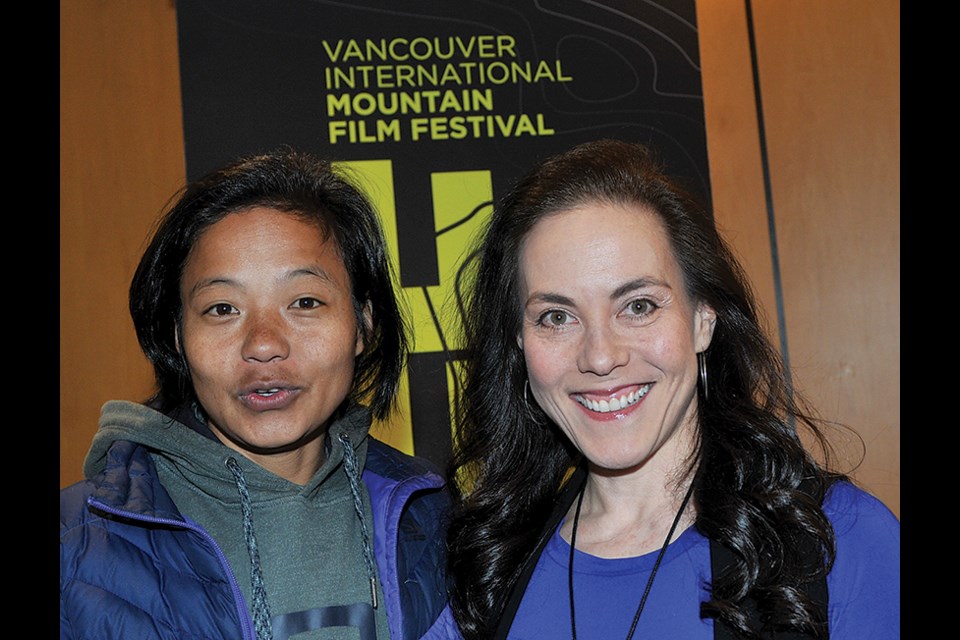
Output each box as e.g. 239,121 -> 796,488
506,481 -> 899,639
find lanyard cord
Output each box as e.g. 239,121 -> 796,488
568,480 -> 695,640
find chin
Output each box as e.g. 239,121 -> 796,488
227,424 -> 321,454
579,448 -> 653,474
582,443 -> 656,473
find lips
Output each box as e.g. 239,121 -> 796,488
252,388 -> 281,396
574,384 -> 651,414
239,382 -> 301,410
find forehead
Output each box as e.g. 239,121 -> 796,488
520,202 -> 681,289
199,205 -> 328,244
182,206 -> 347,283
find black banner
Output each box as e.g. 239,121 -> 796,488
177,0 -> 709,467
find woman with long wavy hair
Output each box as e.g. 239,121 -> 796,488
447,139 -> 899,639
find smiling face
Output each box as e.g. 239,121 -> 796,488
519,202 -> 716,477
179,207 -> 363,480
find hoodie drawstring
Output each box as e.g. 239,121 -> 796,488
226,457 -> 274,640
339,433 -> 379,610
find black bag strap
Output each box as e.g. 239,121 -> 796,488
493,465 -> 588,640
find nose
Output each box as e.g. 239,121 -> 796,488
241,311 -> 290,363
577,324 -> 628,376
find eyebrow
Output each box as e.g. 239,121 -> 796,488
526,292 -> 576,307
525,277 -> 672,308
187,265 -> 338,299
611,277 -> 671,299
287,266 -> 337,285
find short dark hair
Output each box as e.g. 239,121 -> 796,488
129,148 -> 407,419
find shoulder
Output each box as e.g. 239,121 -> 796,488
364,440 -> 454,638
60,480 -> 97,534
823,481 -> 899,638
823,480 -> 900,542
60,438 -> 142,533
365,438 -> 445,485
363,438 -> 450,528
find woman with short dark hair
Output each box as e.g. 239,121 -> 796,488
61,149 -> 458,640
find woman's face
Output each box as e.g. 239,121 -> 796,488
178,207 -> 363,468
518,202 -> 715,475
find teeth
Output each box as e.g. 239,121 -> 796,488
576,385 -> 650,413
255,388 -> 280,396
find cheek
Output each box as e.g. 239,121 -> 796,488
305,333 -> 357,380
649,326 -> 698,377
179,326 -> 231,393
327,344 -> 358,380
521,335 -> 566,391
183,351 -> 219,396
181,331 -> 220,371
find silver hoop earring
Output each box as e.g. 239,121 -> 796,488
524,379 -> 546,426
697,351 -> 709,402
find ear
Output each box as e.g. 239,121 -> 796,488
517,334 -> 524,350
356,301 -> 372,357
694,303 -> 717,353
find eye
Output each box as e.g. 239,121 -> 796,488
293,297 -> 324,310
538,309 -> 573,327
624,298 -> 658,317
205,303 -> 238,317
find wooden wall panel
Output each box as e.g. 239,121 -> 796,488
698,1 -> 900,516
755,0 -> 900,515
697,1 -> 781,347
60,0 -> 186,487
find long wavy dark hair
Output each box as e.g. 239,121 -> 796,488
129,148 -> 408,420
447,140 -> 842,639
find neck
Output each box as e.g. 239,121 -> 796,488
564,466 -> 696,640
219,437 -> 327,486
560,461 -> 697,559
